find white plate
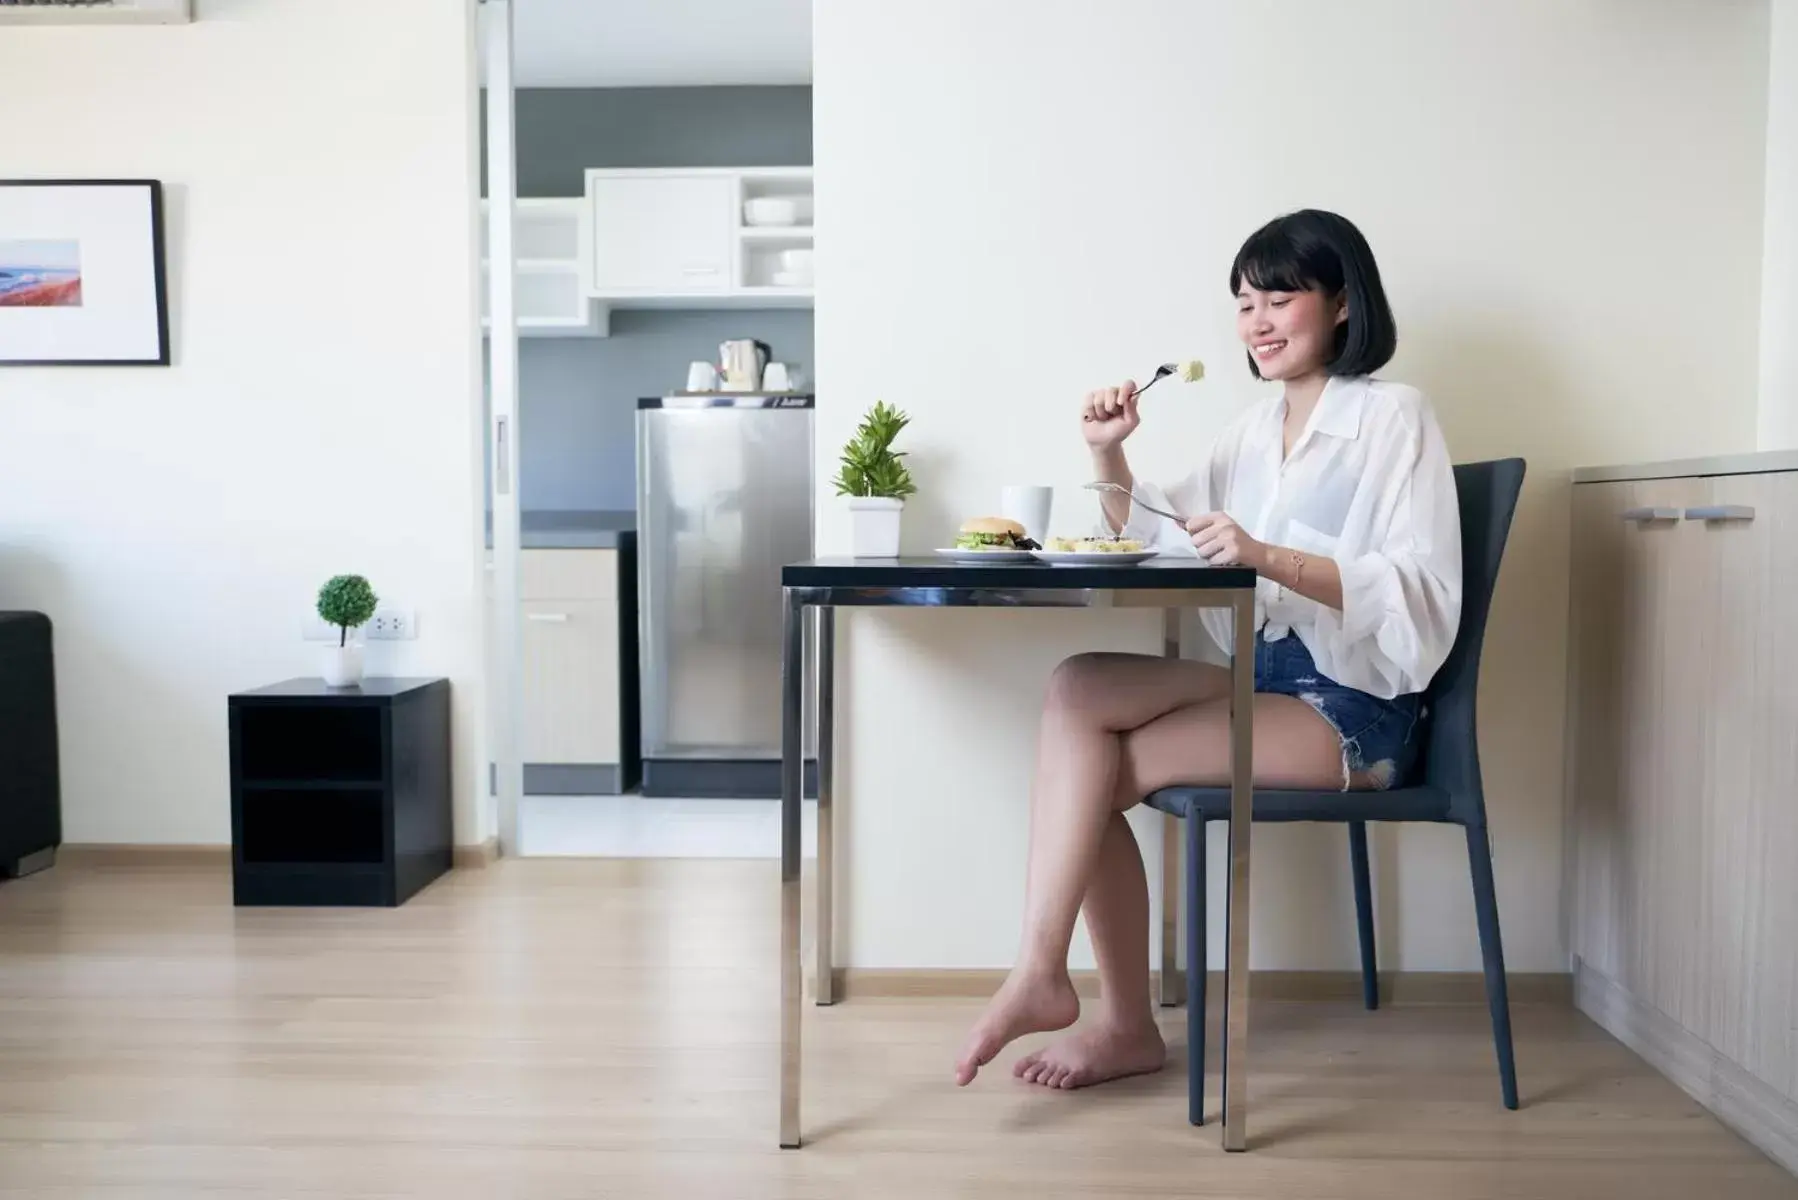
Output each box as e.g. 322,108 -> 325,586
933,547 -> 1037,562
1030,549 -> 1160,565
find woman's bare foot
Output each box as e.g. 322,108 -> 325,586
1012,1018 -> 1167,1089
954,967 -> 1081,1086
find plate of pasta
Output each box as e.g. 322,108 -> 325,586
1030,536 -> 1159,565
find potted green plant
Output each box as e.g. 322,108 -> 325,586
833,400 -> 918,557
316,574 -> 378,687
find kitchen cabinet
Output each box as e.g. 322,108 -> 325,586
1567,462 -> 1798,1173
588,172 -> 735,296
488,547 -> 639,795
480,198 -> 608,337
584,167 -> 813,307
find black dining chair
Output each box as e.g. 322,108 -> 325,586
1145,456 -> 1526,1125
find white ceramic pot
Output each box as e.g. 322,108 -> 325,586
321,643 -> 364,688
848,496 -> 904,558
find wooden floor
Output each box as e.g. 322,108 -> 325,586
1,858 -> 1794,1199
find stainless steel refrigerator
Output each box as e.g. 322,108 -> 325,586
635,393 -> 816,798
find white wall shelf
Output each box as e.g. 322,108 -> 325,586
480,198 -> 608,338
738,226 -> 815,241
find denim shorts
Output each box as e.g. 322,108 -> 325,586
1254,630 -> 1423,791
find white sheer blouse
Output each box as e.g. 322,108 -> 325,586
1108,374 -> 1462,700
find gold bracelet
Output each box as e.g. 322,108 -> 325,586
1289,549 -> 1306,590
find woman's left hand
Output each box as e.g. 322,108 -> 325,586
1186,512 -> 1266,567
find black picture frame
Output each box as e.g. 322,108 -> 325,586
0,179 -> 170,367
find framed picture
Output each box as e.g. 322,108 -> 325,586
0,180 -> 170,367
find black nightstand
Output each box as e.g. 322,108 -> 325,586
228,677 -> 451,907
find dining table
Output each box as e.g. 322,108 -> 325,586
778,555 -> 1260,1151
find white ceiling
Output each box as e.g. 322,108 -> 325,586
509,0 -> 812,88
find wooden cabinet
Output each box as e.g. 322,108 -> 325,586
521,598 -> 619,766
588,172 -> 735,296
489,548 -> 639,795
1568,466 -> 1798,1168
1699,472 -> 1798,1097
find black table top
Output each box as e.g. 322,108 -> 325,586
232,677 -> 448,702
782,557 -> 1257,590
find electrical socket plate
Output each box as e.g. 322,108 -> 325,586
301,608 -> 416,641
365,607 -> 417,640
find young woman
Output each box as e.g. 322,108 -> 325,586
954,209 -> 1462,1090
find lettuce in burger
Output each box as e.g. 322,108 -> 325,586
954,516 -> 1040,552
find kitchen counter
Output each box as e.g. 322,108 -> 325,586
485,509 -> 635,549
1573,449 -> 1798,484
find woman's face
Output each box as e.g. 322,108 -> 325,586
1235,282 -> 1346,381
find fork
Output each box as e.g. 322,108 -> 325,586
1080,364 -> 1174,422
1082,480 -> 1189,526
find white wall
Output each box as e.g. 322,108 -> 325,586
1763,0 -> 1798,449
0,1 -> 489,846
815,0 -> 1770,972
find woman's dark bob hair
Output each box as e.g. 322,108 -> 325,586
1229,209 -> 1397,380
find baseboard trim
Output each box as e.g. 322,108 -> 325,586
453,838 -> 500,869
1575,960 -> 1798,1176
61,844 -> 228,867
832,967 -> 1572,1006
62,841 -> 504,871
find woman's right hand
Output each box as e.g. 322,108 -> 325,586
1081,381 -> 1141,449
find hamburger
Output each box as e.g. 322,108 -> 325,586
954,516 -> 1040,552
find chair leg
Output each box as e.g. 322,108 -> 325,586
1465,820 -> 1520,1110
1185,814 -> 1207,1126
1348,822 -> 1378,1011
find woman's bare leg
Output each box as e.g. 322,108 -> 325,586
1014,811 -> 1167,1087
1010,691 -> 1345,1089
953,653 -> 1229,1086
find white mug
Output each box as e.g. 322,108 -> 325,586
685,361 -> 719,392
1002,485 -> 1054,544
763,362 -> 792,392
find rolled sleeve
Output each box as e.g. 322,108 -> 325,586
1312,414 -> 1462,697
1332,545 -> 1460,695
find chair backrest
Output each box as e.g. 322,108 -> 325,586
1414,458 -> 1526,821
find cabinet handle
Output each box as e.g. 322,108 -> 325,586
1620,506 -> 1681,523
681,266 -> 720,276
526,612 -> 570,623
1683,505 -> 1755,522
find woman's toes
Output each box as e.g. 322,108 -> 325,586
953,969 -> 1081,1086
1013,1052 -> 1041,1080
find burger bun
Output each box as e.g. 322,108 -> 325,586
958,516 -> 1026,538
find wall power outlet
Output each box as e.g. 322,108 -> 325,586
365,607 -> 417,640
302,608 -> 416,641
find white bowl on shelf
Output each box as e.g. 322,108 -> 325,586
743,196 -> 813,227
777,247 -> 815,272
771,270 -> 813,289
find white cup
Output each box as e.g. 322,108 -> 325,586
685,361 -> 719,392
1002,485 -> 1054,544
763,362 -> 792,392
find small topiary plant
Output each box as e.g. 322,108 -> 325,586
317,575 -> 378,648
832,400 -> 918,499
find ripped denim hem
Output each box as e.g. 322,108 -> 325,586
1292,691 -> 1402,793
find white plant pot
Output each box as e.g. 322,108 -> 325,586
321,643 -> 364,688
848,496 -> 904,558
